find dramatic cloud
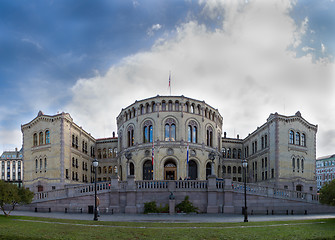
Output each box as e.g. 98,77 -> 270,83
63,0 -> 334,157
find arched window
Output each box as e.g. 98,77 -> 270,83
143,160 -> 153,180
301,133 -> 306,146
206,126 -> 213,147
113,148 -> 117,157
161,101 -> 166,111
143,120 -> 153,143
197,105 -> 201,115
168,101 -> 173,111
188,160 -> 198,180
297,158 -> 300,171
222,165 -> 226,174
227,166 -> 231,174
39,132 -> 44,145
222,148 -> 226,158
238,166 -> 242,174
301,159 -> 304,172
35,159 -> 38,171
227,148 -> 231,158
127,126 -> 134,147
98,149 -> 102,159
44,158 -> 47,171
33,133 -> 38,146
40,158 -> 42,170
233,148 -> 237,159
130,162 -> 135,175
146,103 -> 150,113
165,118 -> 176,141
103,148 -> 107,158
175,101 -> 179,111
45,130 -> 50,144
191,104 -> 195,113
187,120 -> 198,143
185,102 -> 190,112
289,130 -> 294,144
238,149 -> 242,159
151,102 -> 156,112
233,166 -> 237,174
296,132 -> 301,145
292,157 -> 295,172
140,105 -> 144,115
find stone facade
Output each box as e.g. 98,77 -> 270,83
22,96 -> 318,194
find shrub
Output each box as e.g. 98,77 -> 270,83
176,196 -> 198,213
144,201 -> 158,214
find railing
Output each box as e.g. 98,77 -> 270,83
231,181 -> 320,203
175,180 -> 207,189
136,180 -> 168,189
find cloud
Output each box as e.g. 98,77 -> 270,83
147,24 -> 162,37
66,0 -> 335,157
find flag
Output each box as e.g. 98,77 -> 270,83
186,142 -> 189,164
152,141 -> 154,166
169,72 -> 171,87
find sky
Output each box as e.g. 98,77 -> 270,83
0,0 -> 334,158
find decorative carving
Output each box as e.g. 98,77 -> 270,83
165,118 -> 176,125
144,150 -> 150,157
191,149 -> 196,157
167,148 -> 174,155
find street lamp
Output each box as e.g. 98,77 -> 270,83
125,151 -> 132,176
93,159 -> 99,221
208,151 -> 216,175
242,159 -> 248,222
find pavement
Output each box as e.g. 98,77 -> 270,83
3,211 -> 335,223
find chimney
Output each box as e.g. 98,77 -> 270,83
112,132 -> 115,138
224,132 -> 227,138
237,134 -> 239,139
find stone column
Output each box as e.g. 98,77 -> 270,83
125,175 -> 137,214
207,175 -> 218,213
109,175 -> 120,213
223,178 -> 234,213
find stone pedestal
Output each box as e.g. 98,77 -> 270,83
169,199 -> 175,215
125,175 -> 137,214
207,175 -> 218,213
223,178 -> 234,213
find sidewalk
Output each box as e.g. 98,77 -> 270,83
4,211 -> 335,223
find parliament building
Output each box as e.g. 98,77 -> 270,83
21,95 -> 318,194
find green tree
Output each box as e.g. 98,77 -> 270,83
0,180 -> 34,216
319,179 -> 335,206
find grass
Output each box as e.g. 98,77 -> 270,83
0,215 -> 335,240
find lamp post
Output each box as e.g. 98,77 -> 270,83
125,151 -> 132,177
242,159 -> 248,222
93,159 -> 99,221
208,151 -> 216,175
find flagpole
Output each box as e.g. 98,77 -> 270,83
169,71 -> 171,96
186,142 -> 189,179
152,140 -> 154,180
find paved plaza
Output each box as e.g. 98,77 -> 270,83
4,211 -> 335,223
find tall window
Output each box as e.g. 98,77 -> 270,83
233,148 -> 237,159
238,149 -> 242,159
222,148 -> 226,158
227,148 -> 231,158
161,101 -> 166,111
39,132 -> 44,145
187,120 -> 198,143
35,159 -> 38,171
45,130 -> 50,144
33,133 -> 38,146
289,130 -> 294,144
301,133 -> 306,146
165,118 -> 176,141
143,120 -> 153,143
175,101 -> 179,111
264,134 -> 268,147
127,126 -> 134,147
292,157 -> 295,172
168,101 -> 173,111
44,158 -> 47,171
296,132 -> 301,145
206,126 -> 213,147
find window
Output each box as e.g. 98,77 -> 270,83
39,132 -> 44,145
143,120 -> 153,143
127,126 -> 134,147
35,159 -> 38,171
44,158 -> 47,171
168,101 -> 173,111
264,135 -> 268,147
301,159 -> 304,172
33,133 -> 38,146
222,148 -> 226,158
161,101 -> 166,111
233,148 -> 237,159
289,130 -> 294,144
40,158 -> 42,170
227,148 -> 231,158
206,126 -> 213,147
175,101 -> 179,111
233,166 -> 236,174
296,132 -> 300,145
238,149 -> 242,159
292,158 -> 295,172
103,148 -> 107,158
297,158 -> 300,171
187,120 -> 198,143
45,130 -> 50,144
165,119 -> 176,141
261,136 -> 264,149
301,133 -> 306,146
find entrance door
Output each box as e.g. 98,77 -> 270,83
188,160 -> 197,180
164,162 -> 177,180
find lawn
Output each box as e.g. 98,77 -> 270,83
0,215 -> 335,240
